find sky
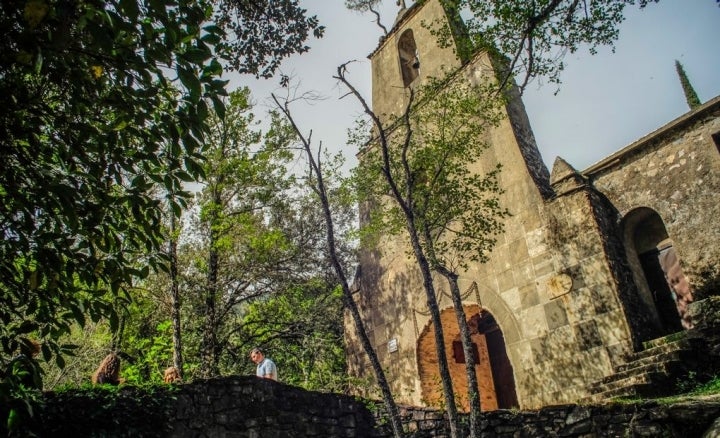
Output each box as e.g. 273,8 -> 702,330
230,0 -> 720,173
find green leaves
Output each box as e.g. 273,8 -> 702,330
356,78 -> 509,271
1,1 -> 325,425
0,0 -> 225,401
213,0 -> 324,78
457,0 -> 659,90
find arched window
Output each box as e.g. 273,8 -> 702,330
398,29 -> 419,87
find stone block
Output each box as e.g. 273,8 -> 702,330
572,320 -> 603,351
545,299 -> 569,330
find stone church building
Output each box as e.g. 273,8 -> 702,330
344,0 -> 720,410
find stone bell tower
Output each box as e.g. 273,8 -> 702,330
346,0 -> 641,410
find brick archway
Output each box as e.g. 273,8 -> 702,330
416,305 -> 518,411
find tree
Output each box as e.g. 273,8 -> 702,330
166,202 -> 185,379
238,279 -> 348,392
407,80 -> 508,436
337,63 -> 509,436
273,91 -> 405,437
675,60 -> 701,110
214,0 -> 324,77
1,0 -> 322,430
188,88 -> 298,378
0,0 -> 225,415
455,0 -> 659,91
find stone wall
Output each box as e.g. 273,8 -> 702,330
347,0 -> 720,414
374,400 -> 720,437
587,97 -> 720,285
31,377 -> 720,437
36,376 -> 377,437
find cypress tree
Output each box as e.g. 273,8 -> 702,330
675,60 -> 701,110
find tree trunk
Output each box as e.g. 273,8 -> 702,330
440,268 -> 482,437
168,212 -> 184,377
201,195 -> 221,378
405,226 -> 461,438
332,68 -> 462,437
272,93 -> 405,438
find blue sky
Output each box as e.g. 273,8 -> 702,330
231,0 -> 720,172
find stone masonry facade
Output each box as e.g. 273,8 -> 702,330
344,0 -> 720,411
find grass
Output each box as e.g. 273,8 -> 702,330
609,373 -> 720,405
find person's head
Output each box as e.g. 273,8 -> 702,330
163,366 -> 181,383
250,348 -> 264,364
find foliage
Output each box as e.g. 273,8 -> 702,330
122,321 -> 174,385
214,0 -> 324,77
434,0 -> 659,91
1,0 -> 323,430
187,87 -> 299,377
0,0 -> 225,381
341,57 -> 510,438
675,60 -> 701,110
0,384 -> 43,437
355,76 -> 508,273
689,374 -> 720,396
238,281 -> 349,392
32,384 -> 177,437
41,321 -> 113,389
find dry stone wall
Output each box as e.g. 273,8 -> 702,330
32,376 -> 720,437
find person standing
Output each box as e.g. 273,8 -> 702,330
250,347 -> 277,381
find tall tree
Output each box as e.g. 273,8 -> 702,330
0,0 -> 224,401
338,65 -> 508,436
675,60 -> 701,110
166,203 -> 184,378
1,0 -> 322,429
191,88 -> 298,378
273,91 -> 405,438
406,80 -> 507,436
337,67 -> 460,436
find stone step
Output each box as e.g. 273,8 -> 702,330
590,370 -> 653,395
587,329 -> 710,403
583,381 -> 657,404
591,374 -> 676,400
615,348 -> 698,374
596,361 -> 681,389
641,331 -> 688,350
627,336 -> 703,363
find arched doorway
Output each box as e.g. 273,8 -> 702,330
416,305 -> 518,411
623,208 -> 694,335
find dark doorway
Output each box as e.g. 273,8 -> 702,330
625,208 -> 693,336
639,247 -> 683,333
471,311 -> 519,409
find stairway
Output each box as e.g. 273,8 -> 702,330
584,331 -> 706,403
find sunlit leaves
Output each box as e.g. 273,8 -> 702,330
456,0 -> 659,90
354,78 -> 509,271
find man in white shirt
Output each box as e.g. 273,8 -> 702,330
250,347 -> 277,381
